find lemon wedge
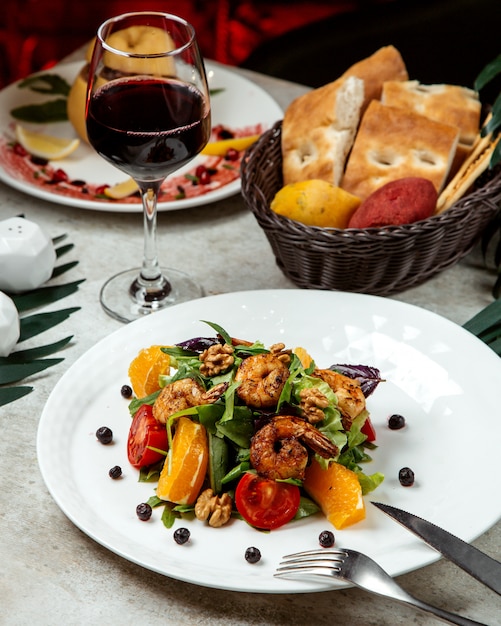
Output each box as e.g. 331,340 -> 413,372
103,178 -> 139,199
15,124 -> 80,160
201,134 -> 260,156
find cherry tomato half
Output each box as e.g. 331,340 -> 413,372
235,473 -> 300,530
361,416 -> 376,442
127,404 -> 168,468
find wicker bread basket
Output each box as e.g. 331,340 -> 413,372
241,121 -> 501,296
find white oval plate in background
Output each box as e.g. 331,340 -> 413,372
0,61 -> 283,212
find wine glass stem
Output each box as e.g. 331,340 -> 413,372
141,186 -> 162,282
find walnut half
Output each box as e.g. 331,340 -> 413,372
299,387 -> 329,424
194,489 -> 232,528
200,343 -> 234,376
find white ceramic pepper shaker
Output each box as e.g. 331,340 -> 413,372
0,216 -> 56,293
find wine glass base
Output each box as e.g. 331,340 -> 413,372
100,267 -> 204,323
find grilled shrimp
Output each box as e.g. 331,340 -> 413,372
250,415 -> 338,480
235,353 -> 290,409
153,378 -> 227,424
313,368 -> 366,429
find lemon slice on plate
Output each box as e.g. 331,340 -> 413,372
15,124 -> 80,160
201,134 -> 260,156
104,178 -> 139,199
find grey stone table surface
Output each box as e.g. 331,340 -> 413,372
0,55 -> 500,626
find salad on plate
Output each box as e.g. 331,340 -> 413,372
119,321 -> 385,533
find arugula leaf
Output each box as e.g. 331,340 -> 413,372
200,320 -> 232,345
221,460 -> 250,485
162,502 -> 182,528
293,496 -> 321,520
128,390 -> 161,416
356,470 -> 385,495
216,406 -> 254,449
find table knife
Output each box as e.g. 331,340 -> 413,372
371,501 -> 501,595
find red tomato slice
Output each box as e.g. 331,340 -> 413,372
235,473 -> 300,530
361,416 -> 376,442
127,404 -> 168,468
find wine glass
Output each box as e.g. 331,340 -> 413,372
86,12 -> 211,322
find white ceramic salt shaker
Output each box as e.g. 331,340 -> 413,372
0,290 -> 20,356
0,216 -> 56,293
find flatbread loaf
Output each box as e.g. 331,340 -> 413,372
282,75 -> 364,187
381,81 -> 481,145
281,45 -> 408,188
341,101 -> 460,200
381,80 -> 481,177
343,45 -> 408,113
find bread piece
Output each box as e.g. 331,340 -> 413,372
343,45 -> 408,113
381,80 -> 481,146
382,80 -> 481,179
282,75 -> 364,187
436,129 -> 500,213
341,101 -> 460,200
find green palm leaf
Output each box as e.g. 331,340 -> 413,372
0,336 -> 73,364
463,298 -> 501,355
0,386 -> 33,407
19,307 -> 80,342
11,280 -> 84,313
0,359 -> 63,385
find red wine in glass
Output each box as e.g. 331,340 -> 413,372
87,77 -> 211,182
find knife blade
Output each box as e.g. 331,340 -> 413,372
371,501 -> 501,595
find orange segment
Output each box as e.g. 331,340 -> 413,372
128,345 -> 171,398
156,416 -> 208,505
303,458 -> 365,529
294,346 -> 313,369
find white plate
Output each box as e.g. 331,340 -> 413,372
0,61 -> 282,212
37,290 -> 501,593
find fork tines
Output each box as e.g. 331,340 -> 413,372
274,548 -> 348,578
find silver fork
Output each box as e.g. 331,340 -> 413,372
275,548 -> 487,626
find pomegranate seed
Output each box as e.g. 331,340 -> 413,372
51,169 -> 68,183
225,148 -> 239,161
199,170 -> 211,185
195,164 -> 207,178
13,143 -> 28,157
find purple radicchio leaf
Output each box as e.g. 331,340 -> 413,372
329,364 -> 384,398
176,336 -> 221,353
